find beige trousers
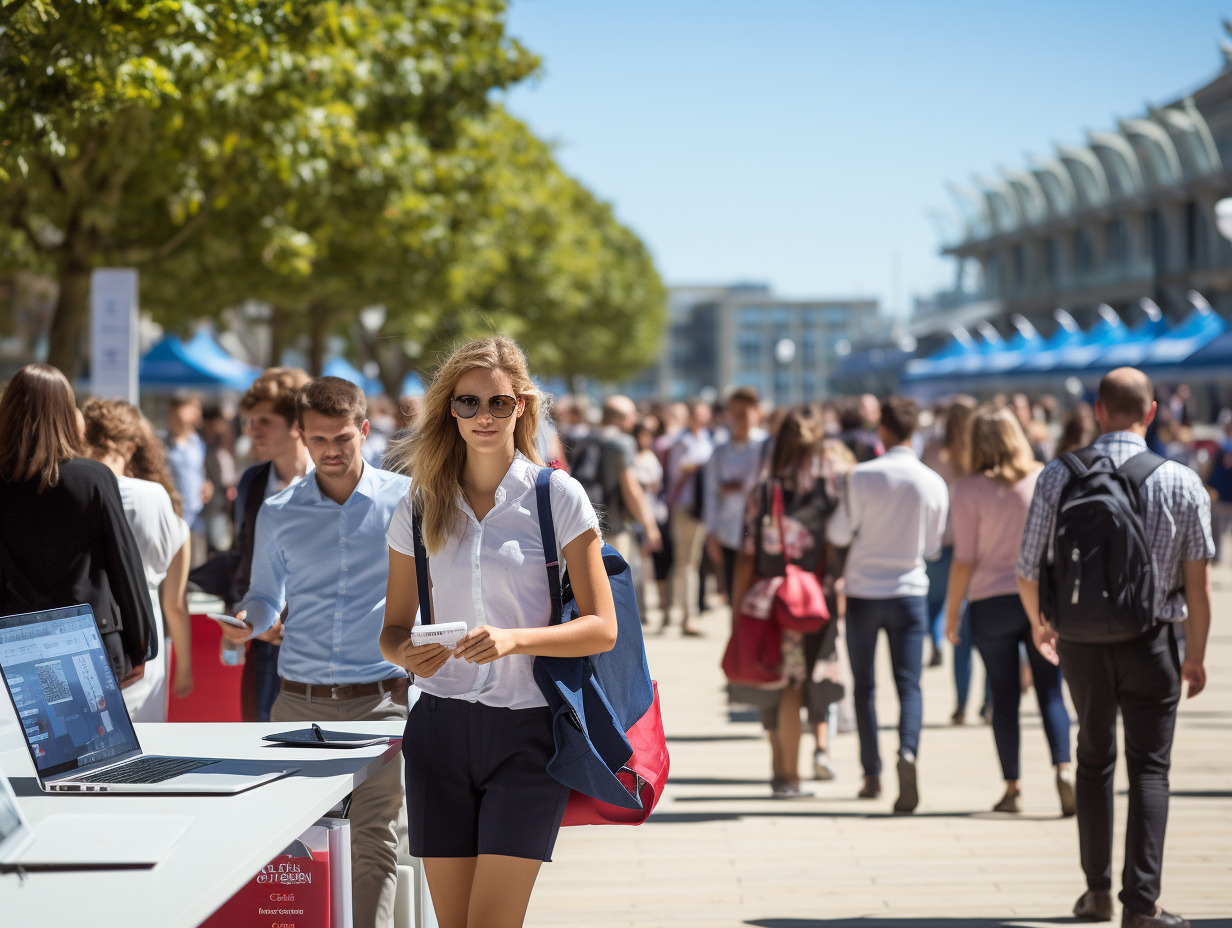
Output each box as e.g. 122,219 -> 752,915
271,687 -> 409,928
669,505 -> 708,622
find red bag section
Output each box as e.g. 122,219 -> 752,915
562,682 -> 669,826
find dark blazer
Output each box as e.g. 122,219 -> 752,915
0,457 -> 155,680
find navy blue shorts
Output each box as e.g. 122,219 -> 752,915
403,693 -> 570,861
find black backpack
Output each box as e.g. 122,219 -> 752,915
567,434 -> 625,534
1038,446 -> 1165,643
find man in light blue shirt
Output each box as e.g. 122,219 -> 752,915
224,377 -> 411,928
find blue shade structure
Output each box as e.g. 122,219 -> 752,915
980,316 -> 1045,375
1015,310 -> 1086,373
1088,301 -> 1172,370
139,333 -> 260,392
321,357 -> 383,395
1139,305 -> 1226,367
1045,304 -> 1131,372
900,327 -> 977,381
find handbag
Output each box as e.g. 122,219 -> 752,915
720,482 -> 785,687
768,482 -> 830,635
530,468 -> 669,826
720,607 -> 784,687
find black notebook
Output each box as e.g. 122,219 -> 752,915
262,724 -> 393,749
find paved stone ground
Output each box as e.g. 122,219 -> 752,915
528,567 -> 1232,928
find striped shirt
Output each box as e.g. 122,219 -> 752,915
1016,431 -> 1214,622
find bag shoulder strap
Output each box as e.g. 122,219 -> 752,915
1117,450 -> 1167,489
534,468 -> 564,627
1058,451 -> 1089,479
411,499 -> 433,626
243,462 -> 272,527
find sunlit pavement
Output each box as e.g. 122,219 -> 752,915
530,569 -> 1232,927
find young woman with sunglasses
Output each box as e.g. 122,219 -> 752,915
380,336 -> 617,928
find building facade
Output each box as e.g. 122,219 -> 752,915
928,48 -> 1232,339
627,284 -> 879,405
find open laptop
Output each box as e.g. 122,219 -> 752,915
0,605 -> 297,794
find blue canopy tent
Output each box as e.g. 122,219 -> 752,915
1086,314 -> 1173,370
322,357 -> 383,395
400,371 -> 425,396
139,333 -> 260,392
1044,307 -> 1132,372
977,326 -> 1045,376
1139,307 -> 1226,368
1012,320 -> 1086,374
951,328 -> 1004,377
1173,326 -> 1232,372
900,329 -> 977,382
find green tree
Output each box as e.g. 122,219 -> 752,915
0,0 -> 536,378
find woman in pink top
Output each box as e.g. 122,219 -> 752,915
945,405 -> 1073,815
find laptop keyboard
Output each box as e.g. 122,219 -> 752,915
73,756 -> 215,785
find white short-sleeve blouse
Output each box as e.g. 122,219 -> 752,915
386,452 -> 600,709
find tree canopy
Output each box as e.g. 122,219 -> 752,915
0,0 -> 665,389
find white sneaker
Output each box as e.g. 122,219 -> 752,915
813,750 -> 835,781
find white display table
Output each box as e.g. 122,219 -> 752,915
0,721 -> 405,928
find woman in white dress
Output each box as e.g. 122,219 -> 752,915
82,399 -> 193,721
380,335 -> 616,928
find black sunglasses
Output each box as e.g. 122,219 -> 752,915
452,394 -> 520,419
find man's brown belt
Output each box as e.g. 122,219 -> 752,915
279,677 -> 409,700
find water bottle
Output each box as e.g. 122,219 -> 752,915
220,638 -> 246,666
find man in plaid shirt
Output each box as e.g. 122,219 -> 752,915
1017,368 -> 1213,928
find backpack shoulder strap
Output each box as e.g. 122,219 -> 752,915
411,498 -> 433,626
1058,452 -> 1088,478
1117,450 -> 1167,489
534,468 -> 564,627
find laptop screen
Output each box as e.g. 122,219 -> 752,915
0,606 -> 141,780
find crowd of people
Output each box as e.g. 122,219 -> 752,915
0,345 -> 1218,928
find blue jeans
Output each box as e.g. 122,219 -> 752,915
968,594 -> 1071,780
845,595 -> 928,778
924,546 -> 952,647
926,547 -> 988,714
240,639 -> 282,722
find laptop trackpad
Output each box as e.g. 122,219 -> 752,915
167,760 -> 297,793
18,813 -> 192,866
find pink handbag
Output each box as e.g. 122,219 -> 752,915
769,482 -> 830,635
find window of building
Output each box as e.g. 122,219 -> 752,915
1073,229 -> 1094,275
737,307 -> 761,328
1044,237 -> 1060,283
1105,220 -> 1129,268
738,334 -> 762,370
801,332 -> 818,366
1148,209 -> 1168,273
1012,245 -> 1026,288
1185,201 -> 1209,269
773,370 -> 792,403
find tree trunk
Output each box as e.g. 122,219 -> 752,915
306,303 -> 330,376
268,304 -> 286,368
46,251 -> 93,380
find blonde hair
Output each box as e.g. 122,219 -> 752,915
969,404 -> 1040,485
398,336 -> 544,554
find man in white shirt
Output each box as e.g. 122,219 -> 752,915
703,386 -> 767,600
828,396 -> 948,813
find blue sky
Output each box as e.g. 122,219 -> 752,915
501,1 -> 1232,318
